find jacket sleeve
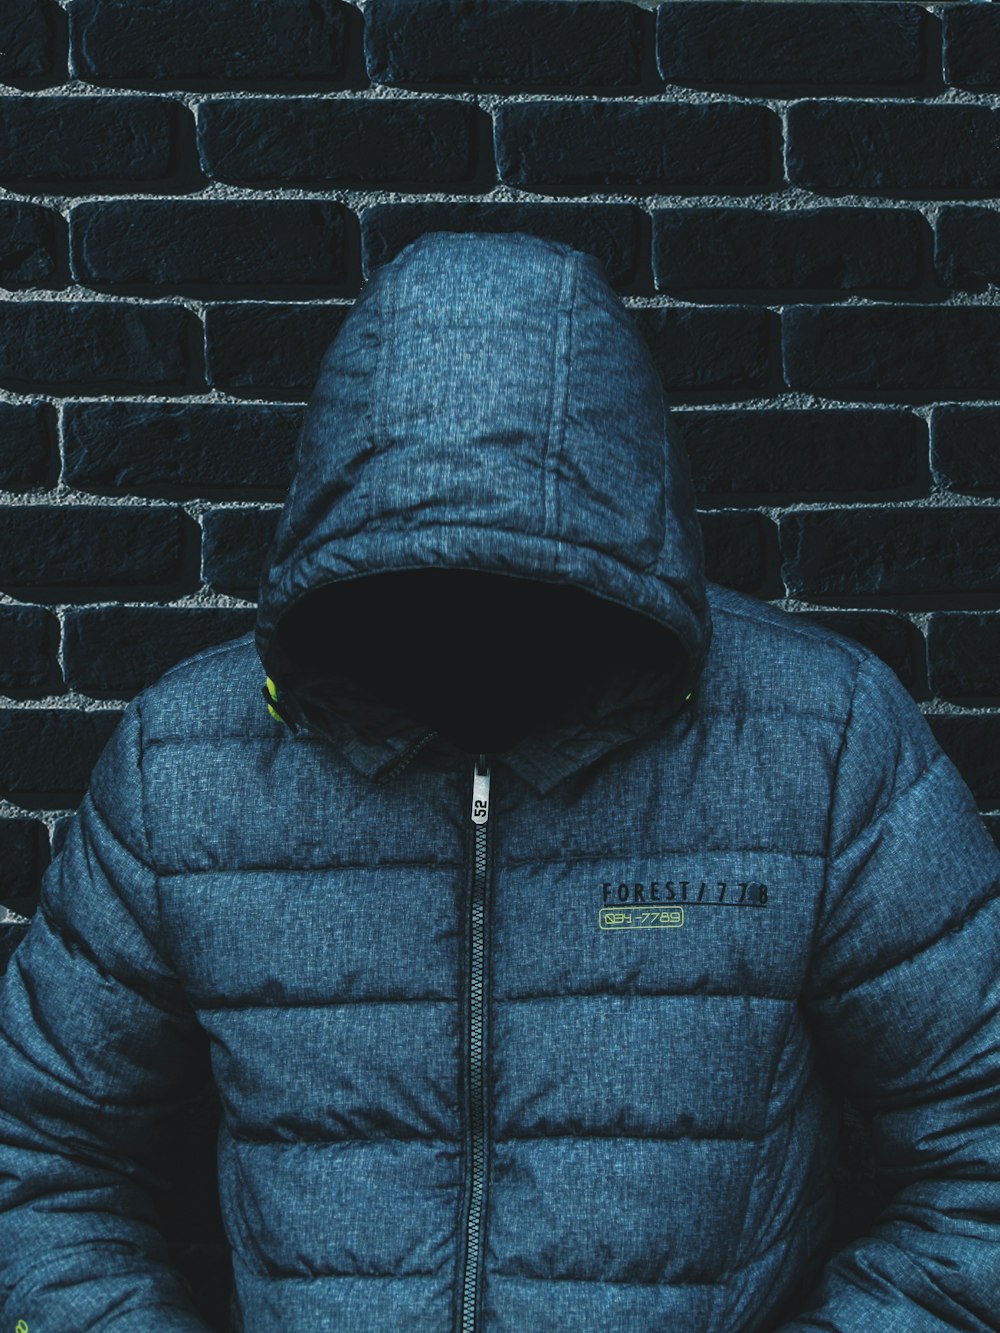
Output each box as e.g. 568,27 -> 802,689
0,696 -> 214,1331
777,651 -> 1000,1333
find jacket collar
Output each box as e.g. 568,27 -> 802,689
270,651 -> 696,797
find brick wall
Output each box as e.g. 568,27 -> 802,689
2,0 -> 999,1324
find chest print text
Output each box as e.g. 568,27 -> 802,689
598,879 -> 769,930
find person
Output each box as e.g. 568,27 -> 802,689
0,229 -> 997,1333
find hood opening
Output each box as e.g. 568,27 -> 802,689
254,230 -> 713,788
267,568 -> 689,758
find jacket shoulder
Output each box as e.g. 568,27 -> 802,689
134,630 -> 268,743
702,582 -> 875,718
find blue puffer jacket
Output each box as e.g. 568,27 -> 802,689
1,230 -> 999,1333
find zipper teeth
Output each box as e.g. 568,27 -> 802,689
462,758 -> 489,1332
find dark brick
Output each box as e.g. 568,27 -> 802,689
784,306 -> 1000,394
928,613 -> 1000,701
365,0 -> 642,90
653,208 -> 922,292
0,605 -> 60,693
657,1 -> 923,87
0,0 -> 61,81
203,507 -> 282,597
787,102 -> 1000,194
935,206 -> 1000,292
700,510 -> 775,593
73,0 -> 349,86
0,401 -> 53,489
0,302 -> 193,389
943,7 -> 1000,89
0,707 -> 121,808
784,610 -> 921,688
780,507 -> 1000,598
0,96 -> 182,187
0,818 -> 49,908
0,507 -> 186,592
205,303 -> 349,393
632,306 -> 772,392
0,200 -> 63,287
932,406 -> 1000,493
496,101 -> 774,194
671,408 -> 925,498
63,606 -> 256,697
63,402 -> 302,497
0,925 -> 31,973
927,714 -> 1000,808
72,200 -> 350,294
361,205 -> 643,289
200,98 -> 476,187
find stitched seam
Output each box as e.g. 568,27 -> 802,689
141,631 -> 255,691
829,748 -> 946,865
144,711 -> 849,748
811,652 -> 867,964
257,524 -> 676,592
542,251 -> 572,541
84,788 -> 178,978
491,1272 -> 723,1288
502,845 -> 825,867
36,890 -> 187,1020
723,1000 -> 800,1307
156,847 -> 822,877
497,989 -> 793,1003
0,927 -> 174,1107
194,990 -> 796,1012
232,1265 -> 447,1283
708,599 -> 872,661
157,861 -> 462,876
136,695 -> 168,969
92,706 -> 198,1015
808,878 -> 1000,1005
225,1128 -> 768,1147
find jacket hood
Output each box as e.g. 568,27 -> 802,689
255,230 -> 713,794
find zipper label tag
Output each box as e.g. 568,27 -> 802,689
471,759 -> 491,824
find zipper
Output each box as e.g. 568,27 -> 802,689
460,751 -> 491,1332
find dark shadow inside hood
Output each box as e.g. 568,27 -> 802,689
266,567 -> 688,760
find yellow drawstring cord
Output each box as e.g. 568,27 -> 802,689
264,675 -> 286,724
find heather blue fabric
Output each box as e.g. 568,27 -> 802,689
0,231 -> 999,1332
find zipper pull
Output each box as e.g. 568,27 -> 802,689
471,753 -> 491,824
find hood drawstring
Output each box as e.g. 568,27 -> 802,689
262,676 -> 299,732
